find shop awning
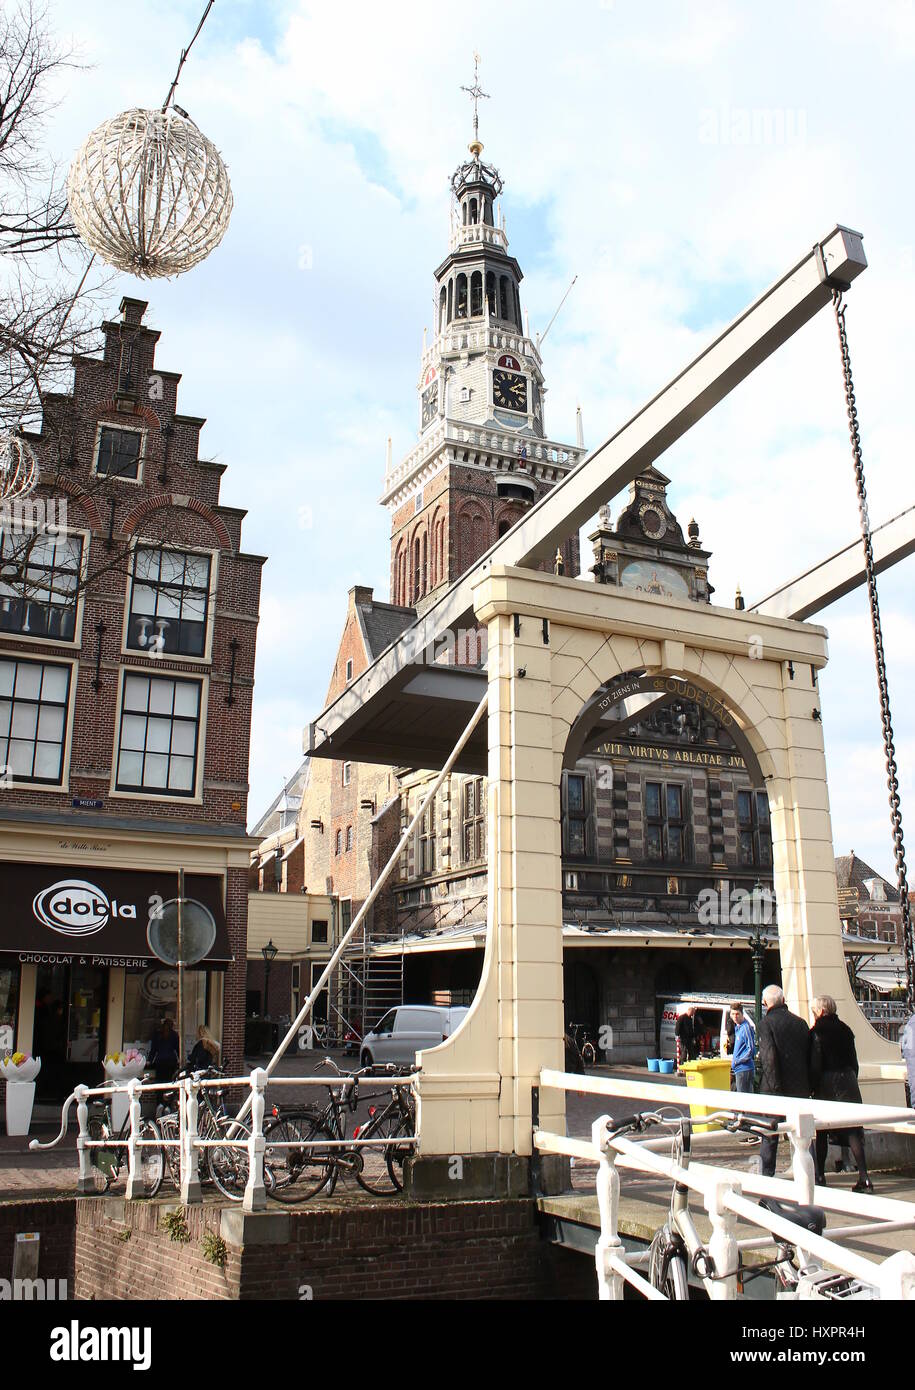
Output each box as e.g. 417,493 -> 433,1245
0,863 -> 233,968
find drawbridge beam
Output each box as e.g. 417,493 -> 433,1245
310,225 -> 867,762
749,503 -> 915,621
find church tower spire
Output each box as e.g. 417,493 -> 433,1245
382,58 -> 585,614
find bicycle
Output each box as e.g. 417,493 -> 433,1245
264,1058 -> 362,1203
86,1076 -> 164,1198
264,1060 -> 416,1202
612,1108 -> 878,1301
351,1064 -> 417,1194
155,1067 -> 274,1202
568,1023 -> 598,1069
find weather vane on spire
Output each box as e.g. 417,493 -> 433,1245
460,52 -> 489,154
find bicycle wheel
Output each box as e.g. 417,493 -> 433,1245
136,1120 -> 165,1198
265,1112 -> 336,1203
356,1109 -> 409,1196
384,1110 -> 416,1193
156,1112 -> 182,1189
87,1113 -> 118,1192
207,1118 -> 253,1201
648,1226 -> 690,1300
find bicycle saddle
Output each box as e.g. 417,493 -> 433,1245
758,1197 -> 826,1235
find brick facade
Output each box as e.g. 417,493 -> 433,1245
0,296 -> 264,1074
62,1196 -> 595,1301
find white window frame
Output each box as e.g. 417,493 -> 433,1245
109,667 -> 208,804
120,538 -> 219,666
0,652 -> 78,791
91,421 -> 148,485
0,523 -> 90,648
342,761 -> 352,787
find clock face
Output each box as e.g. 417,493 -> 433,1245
492,369 -> 527,413
421,381 -> 438,429
639,503 -> 667,539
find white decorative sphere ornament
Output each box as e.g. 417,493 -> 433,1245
0,431 -> 38,502
67,108 -> 233,278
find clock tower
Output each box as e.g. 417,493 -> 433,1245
383,62 -> 585,614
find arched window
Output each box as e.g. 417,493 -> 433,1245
460,509 -> 487,572
456,274 -> 468,318
514,284 -> 522,330
498,506 -> 523,540
470,271 -> 483,317
462,201 -> 468,226
394,542 -> 404,605
439,287 -> 446,334
413,535 -> 422,602
447,278 -> 453,323
469,197 -> 478,224
499,276 -> 511,322
486,272 -> 496,315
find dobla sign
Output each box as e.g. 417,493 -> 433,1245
32,879 -> 139,938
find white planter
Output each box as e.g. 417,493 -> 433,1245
5,1080 -> 36,1136
1,1056 -> 41,1084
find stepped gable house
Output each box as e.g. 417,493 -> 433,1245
0,297 -> 264,1089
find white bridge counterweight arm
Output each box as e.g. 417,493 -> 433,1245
749,503 -> 915,620
310,226 -> 866,753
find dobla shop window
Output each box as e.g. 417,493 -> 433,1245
127,547 -> 211,657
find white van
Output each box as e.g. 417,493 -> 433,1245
360,1004 -> 469,1069
658,993 -> 756,1062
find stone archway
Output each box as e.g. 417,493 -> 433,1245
411,564 -> 902,1188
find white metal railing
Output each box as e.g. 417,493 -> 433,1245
30,1069 -> 419,1212
535,1069 -> 915,1302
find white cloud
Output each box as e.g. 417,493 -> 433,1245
40,0 -> 915,873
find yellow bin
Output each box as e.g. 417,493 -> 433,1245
678,1058 -> 733,1132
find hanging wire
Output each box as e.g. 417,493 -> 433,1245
831,290 -> 914,1011
162,0 -> 217,111
7,0 -> 220,444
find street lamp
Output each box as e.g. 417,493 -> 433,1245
262,938 -> 278,1017
748,880 -> 770,1089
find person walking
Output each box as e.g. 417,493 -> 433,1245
729,1004 -> 756,1094
148,1017 -> 180,1084
901,1011 -> 915,1109
757,984 -> 811,1177
809,995 -> 873,1193
187,1025 -> 220,1072
675,1005 -> 700,1065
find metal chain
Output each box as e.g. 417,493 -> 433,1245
831,290 -> 914,1009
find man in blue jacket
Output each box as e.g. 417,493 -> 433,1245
730,1003 -> 756,1093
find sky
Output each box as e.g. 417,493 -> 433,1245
39,0 -> 915,878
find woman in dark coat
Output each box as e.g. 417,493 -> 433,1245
809,995 -> 873,1192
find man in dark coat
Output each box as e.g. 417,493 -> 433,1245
675,1006 -> 700,1065
757,985 -> 811,1177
